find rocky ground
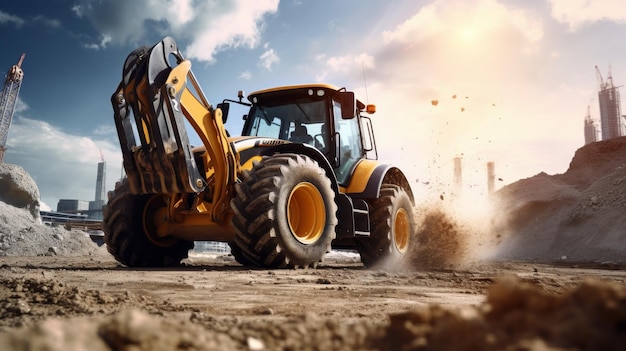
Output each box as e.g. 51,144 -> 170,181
0,136 -> 625,350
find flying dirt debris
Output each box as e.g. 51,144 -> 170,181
431,99 -> 439,106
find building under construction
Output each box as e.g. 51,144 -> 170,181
584,106 -> 598,145
595,66 -> 624,140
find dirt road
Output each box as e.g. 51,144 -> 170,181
2,252 -> 625,350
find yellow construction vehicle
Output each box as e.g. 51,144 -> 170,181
104,37 -> 416,268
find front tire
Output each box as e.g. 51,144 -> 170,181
357,185 -> 415,267
103,179 -> 193,267
230,154 -> 337,268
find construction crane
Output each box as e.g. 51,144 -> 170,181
0,53 -> 25,163
596,65 -> 624,91
595,65 -> 608,90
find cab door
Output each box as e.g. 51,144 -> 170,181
331,99 -> 363,185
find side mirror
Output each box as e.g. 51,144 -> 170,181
216,102 -> 230,123
340,92 -> 355,119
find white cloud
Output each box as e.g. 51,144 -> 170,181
315,53 -> 374,82
71,5 -> 84,18
329,53 -> 374,72
92,124 -> 116,136
259,43 -> 279,70
382,4 -> 444,45
184,0 -> 279,62
84,34 -> 112,50
0,11 -> 60,29
73,0 -> 279,62
0,10 -> 24,26
33,15 -> 61,28
169,0 -> 195,25
549,0 -> 626,30
239,71 -> 252,80
4,117 -> 123,210
14,97 -> 28,114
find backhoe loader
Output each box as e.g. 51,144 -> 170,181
103,37 -> 416,268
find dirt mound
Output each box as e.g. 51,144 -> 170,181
386,276 -> 626,351
0,163 -> 103,257
491,137 -> 626,264
558,136 -> 626,189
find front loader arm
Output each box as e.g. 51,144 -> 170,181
168,61 -> 240,221
111,37 -> 238,222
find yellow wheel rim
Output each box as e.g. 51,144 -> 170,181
143,195 -> 177,247
287,182 -> 326,244
394,208 -> 410,253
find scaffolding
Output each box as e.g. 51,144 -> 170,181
595,65 -> 624,140
584,105 -> 599,145
0,54 -> 25,163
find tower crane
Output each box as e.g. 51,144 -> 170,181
0,53 -> 25,163
596,65 -> 623,90
595,65 -> 607,90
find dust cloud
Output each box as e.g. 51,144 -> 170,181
390,136 -> 626,271
401,194 -> 502,271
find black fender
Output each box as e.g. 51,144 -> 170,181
234,139 -> 339,192
349,162 -> 415,205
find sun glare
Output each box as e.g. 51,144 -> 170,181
461,27 -> 476,42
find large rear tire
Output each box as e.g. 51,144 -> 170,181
357,185 -> 415,268
230,154 -> 337,268
103,179 -> 193,267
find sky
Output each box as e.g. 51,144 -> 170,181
1,0 -> 626,211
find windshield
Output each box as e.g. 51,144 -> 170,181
243,98 -> 329,147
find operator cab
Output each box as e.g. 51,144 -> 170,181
237,84 -> 377,185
